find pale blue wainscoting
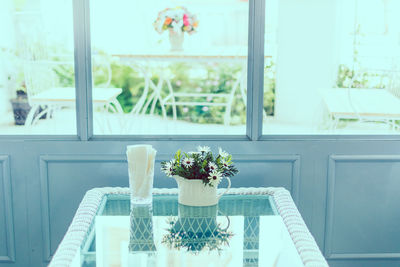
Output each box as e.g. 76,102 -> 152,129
0,139 -> 400,266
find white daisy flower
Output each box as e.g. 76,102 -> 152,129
163,162 -> 174,177
208,162 -> 218,172
164,162 -> 172,170
197,145 -> 211,153
221,159 -> 230,168
182,157 -> 194,168
208,171 -> 222,186
218,147 -> 229,158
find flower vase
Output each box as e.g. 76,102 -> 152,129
173,175 -> 231,206
168,30 -> 184,51
164,204 -> 231,252
173,204 -> 219,235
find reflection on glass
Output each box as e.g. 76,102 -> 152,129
81,195 -> 287,266
128,204 -> 157,267
0,0 -> 76,134
162,204 -> 233,252
90,0 -> 248,135
129,204 -> 156,252
263,0 -> 400,135
243,216 -> 260,266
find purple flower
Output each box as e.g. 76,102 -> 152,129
176,80 -> 182,86
182,107 -> 189,113
202,106 -> 209,112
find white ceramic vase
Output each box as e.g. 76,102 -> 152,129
173,175 -> 231,206
168,29 -> 184,51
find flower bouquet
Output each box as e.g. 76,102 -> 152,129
161,146 -> 238,206
153,6 -> 199,51
153,6 -> 199,35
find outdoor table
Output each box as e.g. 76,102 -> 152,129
321,88 -> 400,131
49,187 -> 327,267
25,87 -> 123,133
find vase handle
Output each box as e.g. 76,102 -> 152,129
218,209 -> 231,232
217,176 -> 231,201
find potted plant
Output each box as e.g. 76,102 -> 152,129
161,146 -> 238,206
9,82 -> 32,125
153,6 -> 199,51
9,82 -> 47,126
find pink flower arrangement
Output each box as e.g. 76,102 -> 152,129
153,6 -> 199,35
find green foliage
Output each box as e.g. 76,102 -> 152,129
51,57 -> 277,124
162,217 -> 233,253
264,59 -> 276,116
53,65 -> 74,87
161,147 -> 239,186
109,62 -> 144,113
336,64 -> 391,89
163,62 -> 245,125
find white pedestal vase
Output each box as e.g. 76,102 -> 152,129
168,30 -> 184,51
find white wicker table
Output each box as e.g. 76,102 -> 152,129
49,187 -> 328,267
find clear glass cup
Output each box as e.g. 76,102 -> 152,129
126,145 -> 156,205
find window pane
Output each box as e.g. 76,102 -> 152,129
0,0 -> 76,135
263,0 -> 400,135
90,0 -> 248,135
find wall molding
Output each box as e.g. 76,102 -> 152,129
39,153 -> 300,262
233,154 -> 300,203
325,154 -> 400,260
0,155 -> 16,262
39,153 -> 171,261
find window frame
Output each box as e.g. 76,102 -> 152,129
1,0 -> 399,141
83,0 -> 265,141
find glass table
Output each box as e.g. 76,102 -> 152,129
49,188 -> 328,267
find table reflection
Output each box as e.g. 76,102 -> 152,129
85,195 -> 304,267
161,204 -> 233,252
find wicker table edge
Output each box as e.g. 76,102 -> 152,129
48,187 -> 328,267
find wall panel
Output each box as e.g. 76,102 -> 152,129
0,156 -> 15,263
1,140 -> 400,267
325,155 -> 400,260
39,153 -> 299,261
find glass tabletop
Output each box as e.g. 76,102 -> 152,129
80,194 -> 304,267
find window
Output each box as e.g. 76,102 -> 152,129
90,0 -> 249,135
262,0 -> 400,135
0,0 -> 76,135
1,0 -> 398,138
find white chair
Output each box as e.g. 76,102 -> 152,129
134,66 -> 246,127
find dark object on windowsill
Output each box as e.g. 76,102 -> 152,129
10,90 -> 48,125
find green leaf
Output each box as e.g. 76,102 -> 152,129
202,160 -> 207,168
175,149 -> 181,162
